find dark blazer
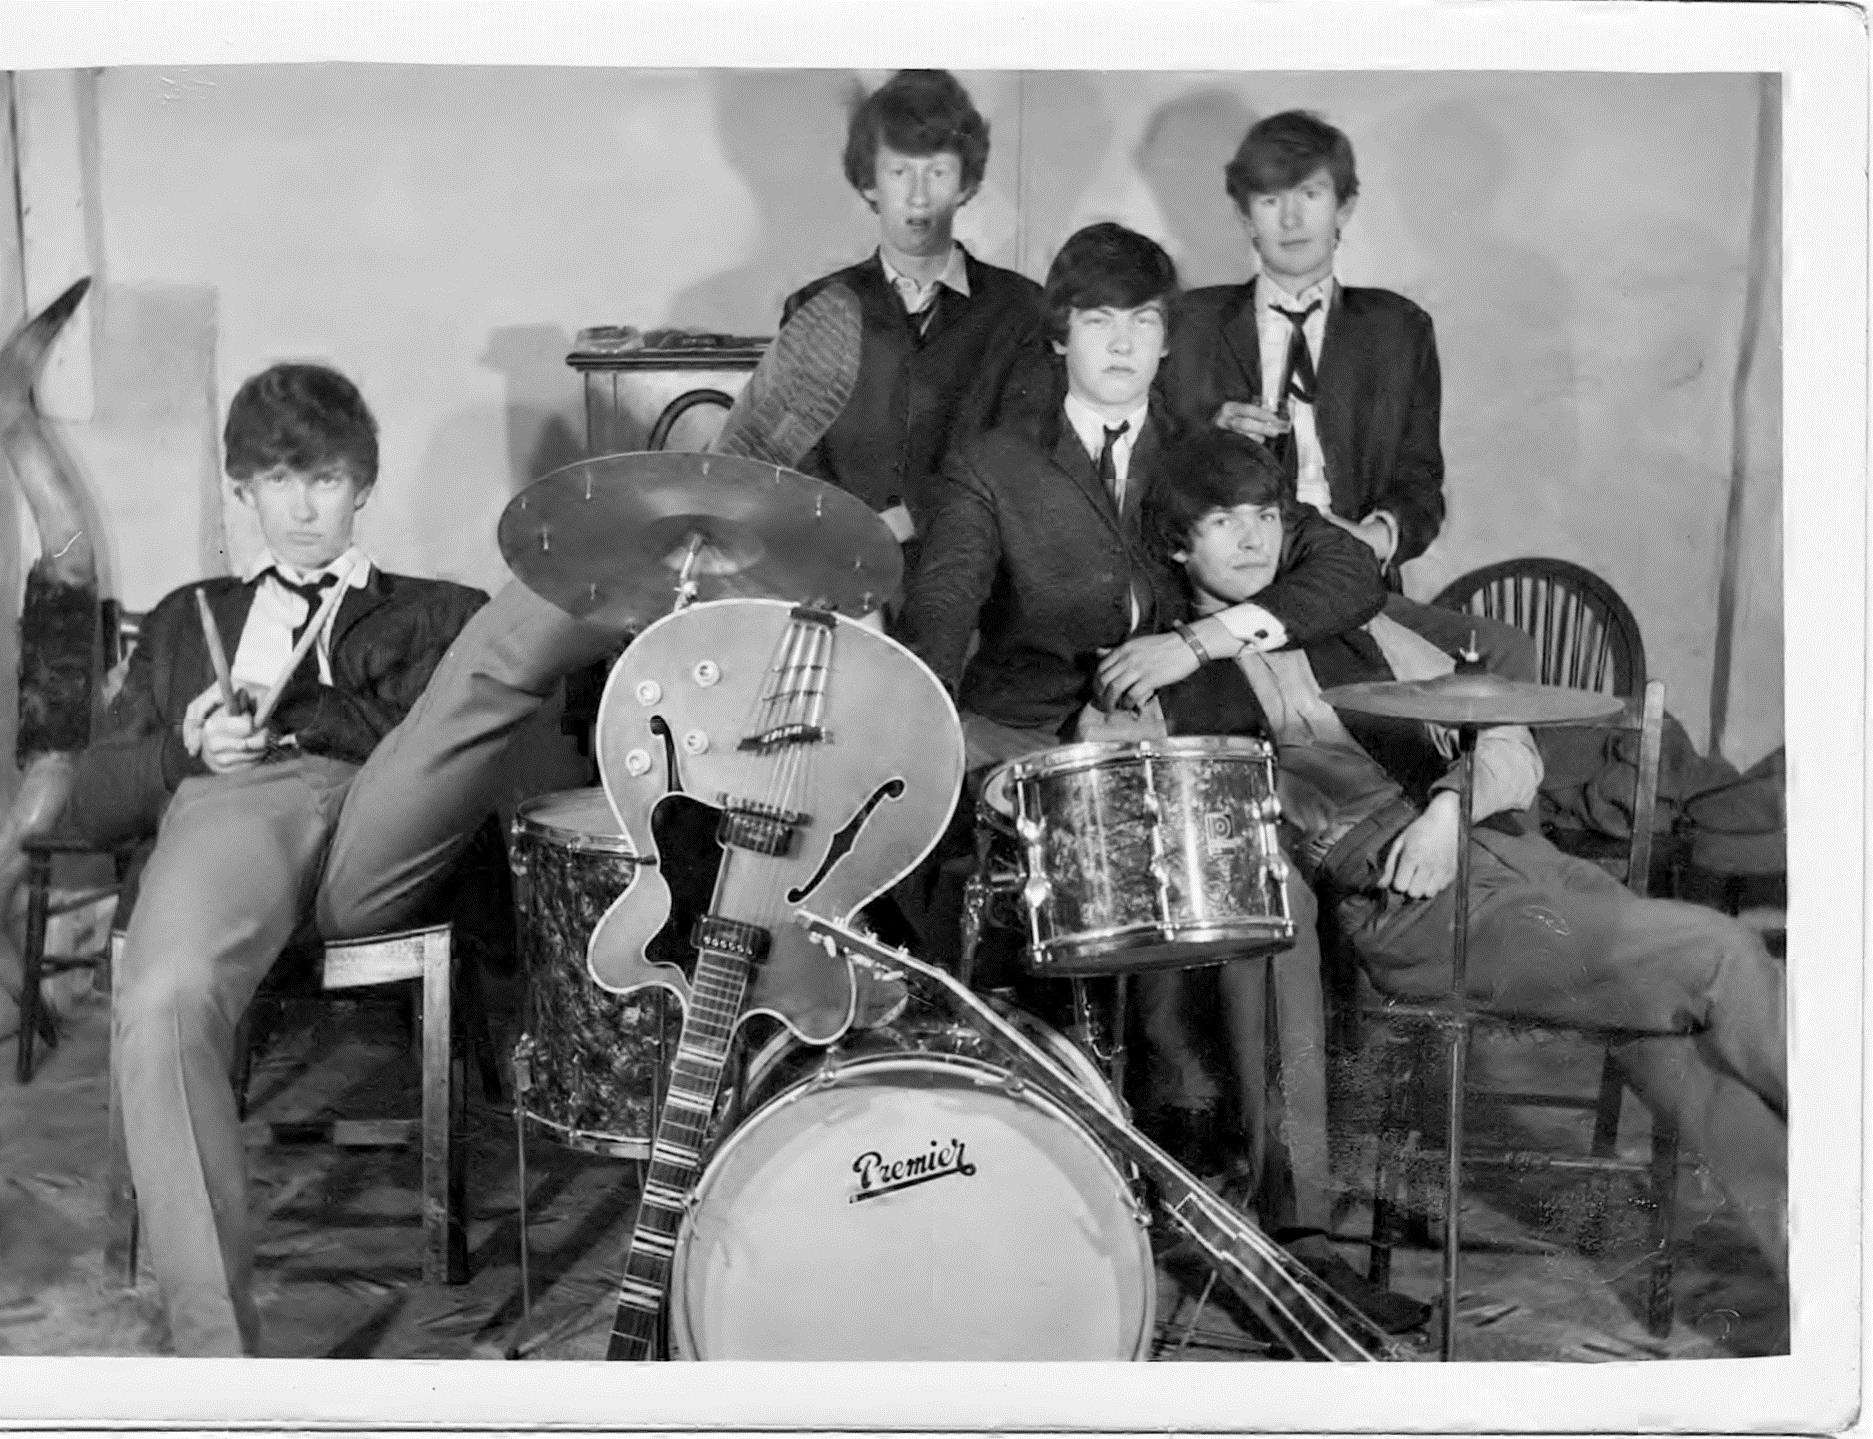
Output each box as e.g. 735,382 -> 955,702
1158,279 -> 1446,566
783,248 -> 1047,529
67,568 -> 487,846
899,397 -> 1387,734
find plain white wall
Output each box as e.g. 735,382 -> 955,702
12,65 -> 1781,767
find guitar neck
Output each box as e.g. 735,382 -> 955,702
606,924 -> 759,1361
799,915 -> 1394,1363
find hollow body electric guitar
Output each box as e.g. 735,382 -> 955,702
587,598 -> 964,1360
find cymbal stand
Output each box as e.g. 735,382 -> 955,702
1431,722 -> 1478,1361
671,531 -> 707,610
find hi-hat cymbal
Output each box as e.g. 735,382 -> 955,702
498,451 -> 902,628
1322,670 -> 1627,727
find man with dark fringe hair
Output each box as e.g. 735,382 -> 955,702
781,70 -> 1046,558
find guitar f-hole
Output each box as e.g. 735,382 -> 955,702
787,777 -> 906,904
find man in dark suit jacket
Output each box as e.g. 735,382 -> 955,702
5,365 -> 494,1356
782,70 -> 1045,554
902,222 -> 1386,772
1105,109 -> 1533,701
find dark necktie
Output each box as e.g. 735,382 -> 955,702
1275,302 -> 1321,409
272,570 -> 340,650
1096,421 -> 1131,502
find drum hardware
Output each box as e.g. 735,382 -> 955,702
1323,659 -> 1624,1362
803,914 -> 1400,1362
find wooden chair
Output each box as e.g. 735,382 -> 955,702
108,920 -> 481,1288
1434,557 -> 1645,698
1362,557 -> 1683,1347
14,601 -> 142,1082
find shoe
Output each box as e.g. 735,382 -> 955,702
712,282 -> 862,470
1285,1236 -> 1432,1335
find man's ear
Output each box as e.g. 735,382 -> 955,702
352,484 -> 372,512
1336,192 -> 1358,232
1171,547 -> 1189,566
859,187 -> 881,215
230,479 -> 256,513
1051,338 -> 1066,358
957,182 -> 980,209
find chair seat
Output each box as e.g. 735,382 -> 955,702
22,828 -> 141,858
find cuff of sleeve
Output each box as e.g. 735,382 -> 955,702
1214,602 -> 1290,654
1366,510 -> 1401,567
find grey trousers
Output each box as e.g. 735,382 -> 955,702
113,582 -> 621,1354
1339,826 -> 1787,1274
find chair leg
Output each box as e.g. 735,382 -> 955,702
421,931 -> 468,1285
1367,1034 -> 1410,1288
1644,1117 -> 1681,1337
104,934 -> 140,1286
1577,1051 -> 1627,1257
16,851 -> 55,1082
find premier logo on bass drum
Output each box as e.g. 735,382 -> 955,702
849,1138 -> 976,1203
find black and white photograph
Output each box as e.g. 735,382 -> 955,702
0,0 -> 1862,1432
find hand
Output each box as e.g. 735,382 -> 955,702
1379,791 -> 1461,898
1211,400 -> 1293,443
1095,632 -> 1202,713
199,704 -> 272,774
181,682 -> 222,756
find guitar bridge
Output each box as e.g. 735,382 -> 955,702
737,722 -> 826,753
690,913 -> 770,963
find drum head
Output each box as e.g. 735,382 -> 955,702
978,758 -> 1020,822
514,787 -> 633,852
671,1058 -> 1154,1360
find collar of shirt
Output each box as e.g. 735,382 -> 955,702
877,244 -> 970,315
242,545 -> 374,592
1062,393 -> 1150,481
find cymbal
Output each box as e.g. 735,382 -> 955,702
498,451 -> 902,628
1322,670 -> 1627,727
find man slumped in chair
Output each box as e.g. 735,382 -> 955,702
1132,427 -> 1786,1284
0,362 -> 485,1355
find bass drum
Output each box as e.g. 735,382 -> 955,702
667,1000 -> 1156,1360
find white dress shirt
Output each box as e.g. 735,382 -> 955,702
1255,273 -> 1335,514
878,244 -> 971,317
230,546 -> 372,695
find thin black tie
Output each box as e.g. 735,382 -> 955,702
273,570 -> 340,650
1096,421 -> 1131,502
1275,302 -> 1321,409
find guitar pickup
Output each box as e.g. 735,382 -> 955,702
690,913 -> 770,963
718,798 -> 808,857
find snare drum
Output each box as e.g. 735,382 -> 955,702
509,788 -> 680,1157
666,1000 -> 1155,1360
985,737 -> 1293,976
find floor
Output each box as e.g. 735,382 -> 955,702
0,963 -> 1787,1364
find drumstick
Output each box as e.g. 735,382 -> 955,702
193,586 -> 251,717
251,562 -> 353,731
